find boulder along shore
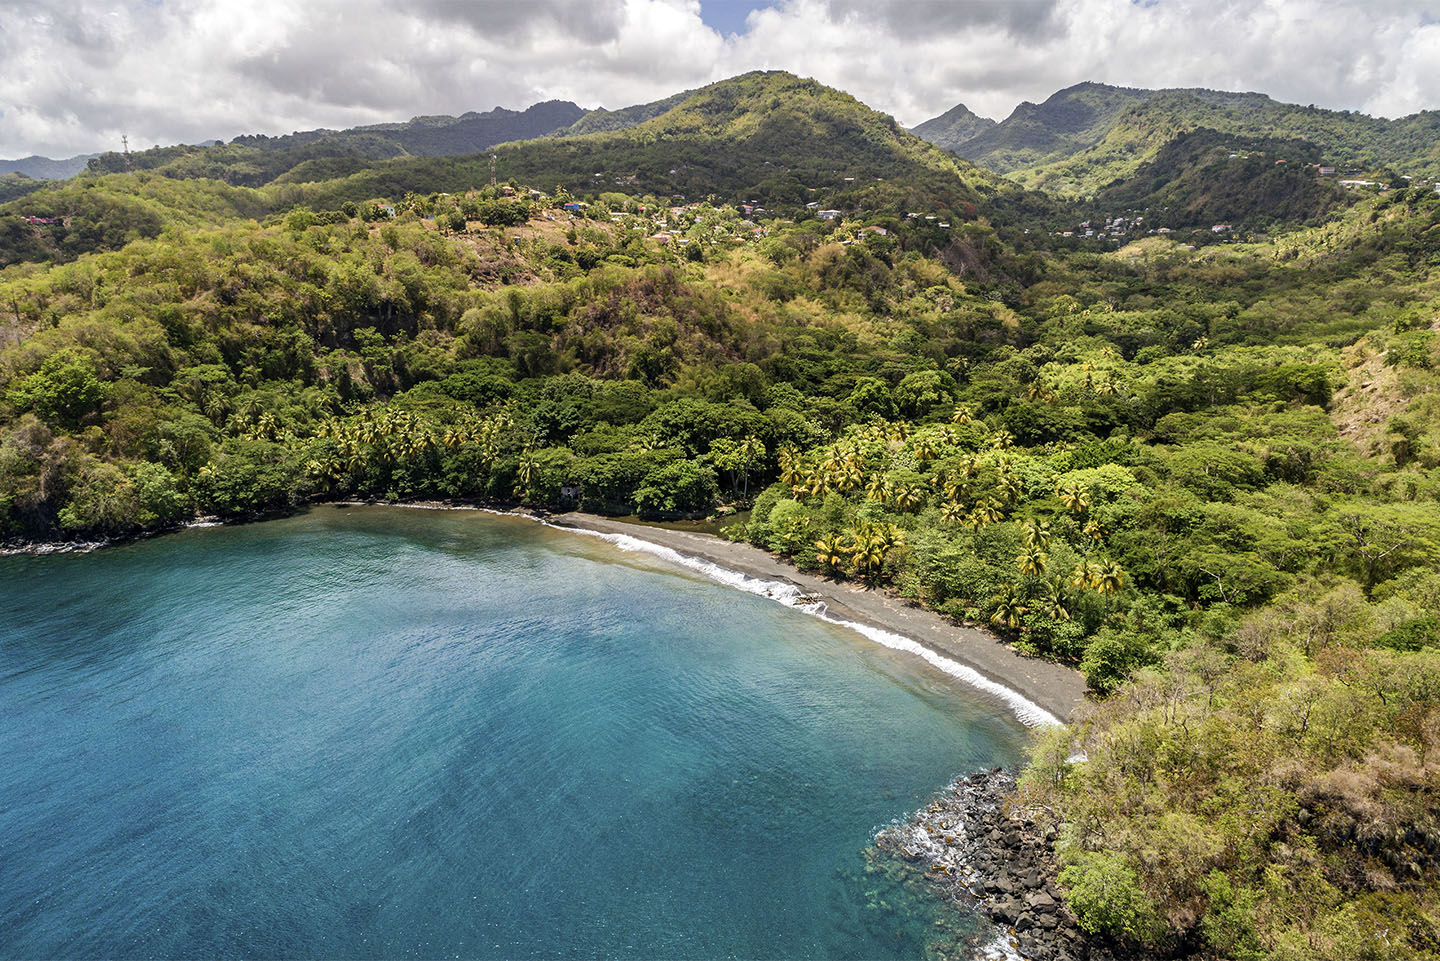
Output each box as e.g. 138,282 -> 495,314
876,769 -> 1148,961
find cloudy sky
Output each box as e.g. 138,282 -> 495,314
2,0 -> 1438,159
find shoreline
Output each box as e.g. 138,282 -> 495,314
544,511 -> 1089,724
4,500 -> 1091,723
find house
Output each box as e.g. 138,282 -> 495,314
1157,227 -> 1173,234
563,202 -> 585,213
23,215 -> 61,225
650,232 -> 672,244
1211,224 -> 1233,233
1339,179 -> 1376,189
1318,166 -> 1336,176
860,226 -> 888,236
816,209 -> 842,220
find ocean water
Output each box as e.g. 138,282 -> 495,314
0,506 -> 1030,959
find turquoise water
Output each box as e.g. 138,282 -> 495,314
0,506 -> 1028,959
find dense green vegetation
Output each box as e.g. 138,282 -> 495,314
917,81 -> 1440,197
4,70 -> 1440,959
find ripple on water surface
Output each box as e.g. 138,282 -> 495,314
0,506 -> 1030,959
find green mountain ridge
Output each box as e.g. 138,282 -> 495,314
481,71 -> 1015,209
917,81 -> 1440,196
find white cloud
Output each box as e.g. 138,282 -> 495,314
0,0 -> 1437,158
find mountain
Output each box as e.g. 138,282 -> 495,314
918,82 -> 1440,196
0,153 -> 97,180
86,100 -> 588,185
908,103 -> 997,153
240,100 -> 587,157
299,71 -> 1021,214
552,90 -> 694,136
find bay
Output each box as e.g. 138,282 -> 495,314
0,506 -> 1029,959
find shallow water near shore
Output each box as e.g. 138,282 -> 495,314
1,505 -> 1028,959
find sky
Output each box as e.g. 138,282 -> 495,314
2,0 -> 1439,159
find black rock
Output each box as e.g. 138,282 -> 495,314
1028,891 -> 1059,914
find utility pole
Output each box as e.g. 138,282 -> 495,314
121,135 -> 133,171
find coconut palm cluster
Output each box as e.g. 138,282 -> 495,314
760,409 -> 1129,634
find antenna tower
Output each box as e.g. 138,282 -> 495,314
121,135 -> 133,171
489,153 -> 497,187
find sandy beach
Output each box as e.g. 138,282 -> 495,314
548,512 -> 1090,723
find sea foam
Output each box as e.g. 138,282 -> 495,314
522,516 -> 1062,728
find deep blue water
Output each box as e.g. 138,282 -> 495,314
0,506 -> 1028,959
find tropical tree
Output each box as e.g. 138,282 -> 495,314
1022,518 -> 1053,550
1058,482 -> 1091,515
990,587 -> 1029,629
1096,559 -> 1126,595
814,534 -> 848,572
1018,547 -> 1049,578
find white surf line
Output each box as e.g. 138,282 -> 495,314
500,512 -> 1061,728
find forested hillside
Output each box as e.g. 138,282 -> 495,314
3,70 -> 1440,959
917,81 -> 1440,196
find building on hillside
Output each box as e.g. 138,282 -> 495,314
1318,166 -> 1336,176
817,209 -> 841,220
1211,224 -> 1233,233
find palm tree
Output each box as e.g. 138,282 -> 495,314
1071,560 -> 1102,592
836,462 -> 864,493
989,588 -> 1028,629
996,474 -> 1023,505
972,500 -> 1003,528
911,436 -> 937,463
1021,519 -> 1052,550
515,451 -> 539,498
779,451 -> 804,490
892,484 -> 924,512
1017,547 -> 1048,577
1083,519 -> 1107,544
865,476 -> 892,504
814,535 -> 848,572
951,405 -> 974,426
991,429 -> 1016,451
1057,482 -> 1091,514
1040,587 -> 1071,623
940,499 -> 967,524
1096,559 -> 1126,595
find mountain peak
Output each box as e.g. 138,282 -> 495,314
910,103 -> 998,153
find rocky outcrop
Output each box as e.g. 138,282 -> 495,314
875,769 -> 1141,961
